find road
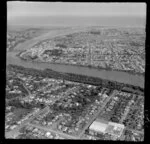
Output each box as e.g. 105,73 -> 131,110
120,94 -> 136,123
5,89 -> 117,139
78,90 -> 117,138
7,27 -> 144,88
5,106 -> 49,138
6,27 -> 144,139
28,123 -> 78,139
125,127 -> 144,135
6,78 -> 32,102
21,82 -> 31,96
5,86 -> 76,139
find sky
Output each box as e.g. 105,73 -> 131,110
7,2 -> 146,20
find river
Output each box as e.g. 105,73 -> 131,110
7,27 -> 144,88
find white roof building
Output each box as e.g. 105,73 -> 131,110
46,132 -> 51,137
89,119 -> 108,134
89,119 -> 125,138
105,122 -> 125,137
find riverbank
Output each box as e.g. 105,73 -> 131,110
7,27 -> 144,89
7,51 -> 144,88
18,52 -> 145,78
7,64 -> 144,95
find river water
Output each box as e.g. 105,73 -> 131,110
7,27 -> 144,88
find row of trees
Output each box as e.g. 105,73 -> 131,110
8,98 -> 45,110
8,64 -> 144,94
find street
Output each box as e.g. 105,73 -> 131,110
5,106 -> 49,138
78,90 -> 117,138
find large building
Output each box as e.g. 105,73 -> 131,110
106,122 -> 125,137
89,118 -> 125,138
89,119 -> 108,134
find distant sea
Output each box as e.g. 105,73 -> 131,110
8,15 -> 146,28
